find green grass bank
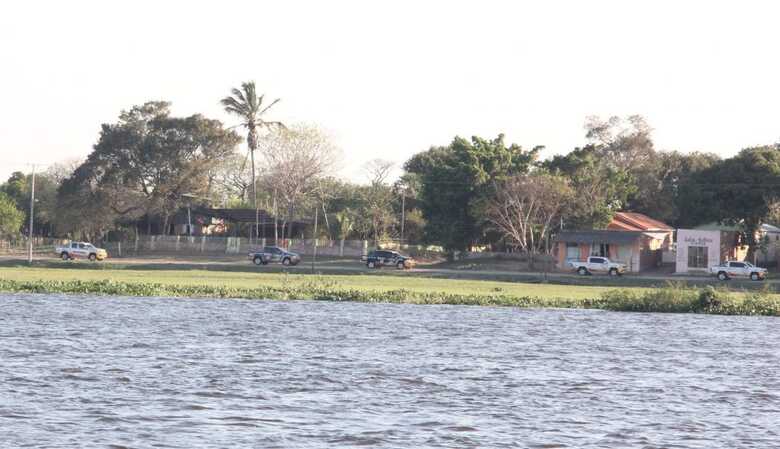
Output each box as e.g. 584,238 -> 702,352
1,266 -> 779,315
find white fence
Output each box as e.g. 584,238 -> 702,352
1,235 -> 556,264
0,237 -> 61,255
95,235 -> 372,258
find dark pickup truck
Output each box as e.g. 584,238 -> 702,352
362,250 -> 415,270
248,246 -> 301,266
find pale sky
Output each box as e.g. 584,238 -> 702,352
1,0 -> 779,183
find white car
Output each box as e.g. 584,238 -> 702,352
710,261 -> 766,281
55,241 -> 108,261
568,256 -> 627,276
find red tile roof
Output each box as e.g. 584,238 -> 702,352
607,212 -> 673,232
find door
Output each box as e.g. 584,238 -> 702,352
588,257 -> 606,272
381,252 -> 393,265
76,243 -> 88,258
728,262 -> 745,277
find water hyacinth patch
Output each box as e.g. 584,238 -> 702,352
1,278 -> 779,316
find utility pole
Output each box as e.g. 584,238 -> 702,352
28,164 -> 36,265
400,191 -> 406,246
311,206 -> 318,274
273,188 -> 278,245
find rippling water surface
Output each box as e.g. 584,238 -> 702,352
1,293 -> 779,448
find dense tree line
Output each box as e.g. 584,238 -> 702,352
406,115 -> 778,256
2,97 -> 779,257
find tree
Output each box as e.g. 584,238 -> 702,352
686,145 -> 780,248
486,172 -> 573,255
0,191 -> 24,239
59,101 -> 241,236
259,124 -> 340,241
631,150 -> 721,226
1,171 -> 59,236
394,172 -> 423,243
363,159 -> 397,242
584,114 -> 655,173
405,134 -> 540,252
543,145 -> 634,229
209,152 -> 253,205
221,81 -> 284,240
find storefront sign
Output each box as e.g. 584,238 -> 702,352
683,236 -> 713,246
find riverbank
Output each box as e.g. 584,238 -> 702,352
2,255 -> 777,290
1,265 -> 779,315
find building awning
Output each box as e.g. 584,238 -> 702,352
555,230 -> 646,244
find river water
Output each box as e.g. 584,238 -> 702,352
1,294 -> 779,448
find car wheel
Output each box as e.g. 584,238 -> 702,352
609,268 -> 618,277
282,258 -> 291,266
253,256 -> 263,266
396,261 -> 406,270
88,253 -> 97,262
717,271 -> 728,281
61,252 -> 70,261
577,267 -> 588,276
751,272 -> 760,281
367,261 -> 376,269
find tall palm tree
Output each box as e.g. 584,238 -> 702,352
221,81 -> 283,242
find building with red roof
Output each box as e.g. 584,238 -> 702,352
555,212 -> 674,273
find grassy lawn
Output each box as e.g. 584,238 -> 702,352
3,264 -> 780,315
0,266 -> 620,300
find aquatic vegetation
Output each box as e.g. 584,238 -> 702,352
1,278 -> 778,316
599,283 -> 780,316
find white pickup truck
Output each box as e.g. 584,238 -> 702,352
55,241 -> 108,261
569,256 -> 627,276
710,261 -> 767,281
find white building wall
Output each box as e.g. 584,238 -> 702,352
675,229 -> 721,274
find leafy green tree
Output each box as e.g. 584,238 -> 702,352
544,145 -> 635,229
59,101 -> 241,236
1,171 -> 59,236
686,145 -> 780,247
1,172 -> 27,207
633,150 -> 720,226
221,81 -> 284,239
0,191 -> 24,239
404,134 -> 539,251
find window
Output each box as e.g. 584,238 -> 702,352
731,262 -> 745,268
565,243 -> 579,260
590,257 -> 605,264
78,243 -> 86,249
591,243 -> 610,257
687,246 -> 708,269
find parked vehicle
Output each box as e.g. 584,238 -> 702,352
247,246 -> 301,266
55,241 -> 108,261
362,250 -> 415,269
568,256 -> 626,276
710,261 -> 767,281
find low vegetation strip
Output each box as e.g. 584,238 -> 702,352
0,277 -> 778,316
